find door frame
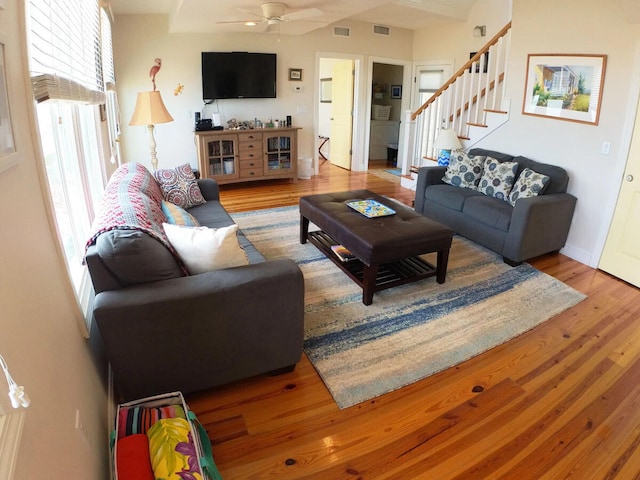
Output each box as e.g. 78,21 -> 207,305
363,56 -> 412,172
315,52 -> 364,174
593,44 -> 640,267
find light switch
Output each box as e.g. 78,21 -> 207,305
601,142 -> 611,155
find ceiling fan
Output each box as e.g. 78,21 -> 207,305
217,2 -> 324,31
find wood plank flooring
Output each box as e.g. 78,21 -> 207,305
186,161 -> 640,479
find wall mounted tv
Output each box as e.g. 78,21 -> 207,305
202,52 -> 277,100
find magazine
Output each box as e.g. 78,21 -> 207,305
331,244 -> 356,262
346,199 -> 396,218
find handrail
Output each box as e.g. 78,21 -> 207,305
411,21 -> 512,121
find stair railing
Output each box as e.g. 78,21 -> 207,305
401,22 -> 512,174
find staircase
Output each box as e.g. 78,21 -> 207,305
400,22 -> 512,190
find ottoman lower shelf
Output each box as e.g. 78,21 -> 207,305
307,230 -> 438,304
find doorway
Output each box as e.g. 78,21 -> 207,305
316,53 -> 363,173
364,57 -> 412,173
599,93 -> 640,287
369,62 -> 403,170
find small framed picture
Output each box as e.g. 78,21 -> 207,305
390,85 -> 402,99
289,68 -> 302,81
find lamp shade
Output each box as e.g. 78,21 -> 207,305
434,128 -> 462,151
129,91 -> 174,126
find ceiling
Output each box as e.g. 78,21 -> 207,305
108,0 -> 478,36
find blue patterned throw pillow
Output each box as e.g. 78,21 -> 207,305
161,200 -> 200,227
508,168 -> 550,206
477,157 -> 519,200
441,151 -> 486,189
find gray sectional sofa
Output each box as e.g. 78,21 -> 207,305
85,162 -> 304,402
414,148 -> 577,265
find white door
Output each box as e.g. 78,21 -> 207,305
599,96 -> 640,287
330,60 -> 354,170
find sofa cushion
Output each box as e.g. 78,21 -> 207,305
163,223 -> 250,274
86,162 -> 187,278
425,184 -> 484,212
508,168 -> 551,206
161,200 -> 200,226
512,156 -> 569,194
154,163 -> 206,209
462,195 -> 513,232
442,151 -> 486,189
95,230 -> 183,285
477,158 -> 519,200
468,148 -> 515,163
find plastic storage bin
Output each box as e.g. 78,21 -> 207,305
372,105 -> 391,120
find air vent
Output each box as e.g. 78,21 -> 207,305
333,26 -> 351,37
373,24 -> 390,36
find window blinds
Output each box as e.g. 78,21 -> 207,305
101,7 -> 116,91
28,0 -> 106,104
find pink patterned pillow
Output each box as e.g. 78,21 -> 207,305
154,164 -> 205,209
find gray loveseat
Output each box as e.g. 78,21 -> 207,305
414,148 -> 577,265
85,163 -> 304,402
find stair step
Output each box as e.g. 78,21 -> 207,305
484,109 -> 508,114
466,122 -> 488,128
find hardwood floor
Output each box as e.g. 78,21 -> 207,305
186,161 -> 640,479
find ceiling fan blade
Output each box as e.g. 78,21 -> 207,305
282,7 -> 323,22
215,19 -> 262,24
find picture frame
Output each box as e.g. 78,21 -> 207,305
522,53 -> 607,125
0,40 -> 19,175
390,85 -> 402,99
289,68 -> 303,81
320,77 -> 332,103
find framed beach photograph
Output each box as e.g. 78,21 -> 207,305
522,53 -> 607,125
289,68 -> 302,81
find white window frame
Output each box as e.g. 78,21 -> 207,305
27,0 -> 119,337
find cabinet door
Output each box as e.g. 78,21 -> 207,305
200,134 -> 238,180
264,133 -> 293,173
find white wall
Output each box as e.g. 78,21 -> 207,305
495,0 -> 640,267
113,15 -> 414,173
413,0 -> 640,267
413,0 -> 512,71
0,1 -> 108,478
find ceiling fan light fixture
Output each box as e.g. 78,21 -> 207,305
244,21 -> 257,26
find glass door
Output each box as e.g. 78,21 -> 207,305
205,135 -> 237,179
265,134 -> 292,172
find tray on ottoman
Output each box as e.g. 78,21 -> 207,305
300,190 -> 453,305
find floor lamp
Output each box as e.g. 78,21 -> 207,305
434,128 -> 462,166
129,91 -> 174,171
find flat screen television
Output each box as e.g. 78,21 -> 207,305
201,52 -> 277,100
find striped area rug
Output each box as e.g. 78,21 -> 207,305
231,205 -> 586,409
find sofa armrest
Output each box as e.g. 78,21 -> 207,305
197,178 -> 220,201
93,259 -> 304,401
414,166 -> 447,214
503,193 -> 577,263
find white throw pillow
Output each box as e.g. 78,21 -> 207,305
163,223 -> 249,274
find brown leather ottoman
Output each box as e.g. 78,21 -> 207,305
300,190 -> 453,305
